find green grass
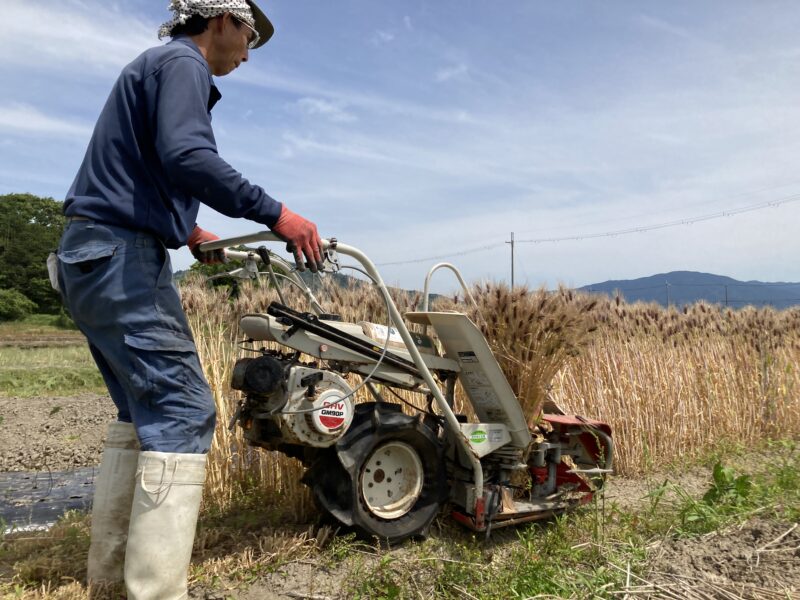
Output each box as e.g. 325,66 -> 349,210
0,343 -> 105,397
644,440 -> 800,537
0,367 -> 105,397
1,443 -> 798,598
0,314 -> 77,336
340,512 -> 648,600
0,511 -> 91,591
338,442 -> 800,599
0,315 -> 103,397
0,345 -> 93,370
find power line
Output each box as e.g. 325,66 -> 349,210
376,192 -> 800,267
517,194 -> 800,244
515,181 -> 800,236
376,241 -> 505,266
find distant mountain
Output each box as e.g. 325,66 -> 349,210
579,271 -> 800,309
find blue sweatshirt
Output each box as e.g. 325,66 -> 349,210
64,36 -> 282,249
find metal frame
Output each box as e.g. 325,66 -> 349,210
201,231 -> 324,313
199,233 -> 485,512
422,262 -> 480,312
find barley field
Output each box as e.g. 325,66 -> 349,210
179,275 -> 800,512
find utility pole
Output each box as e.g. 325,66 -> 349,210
665,282 -> 670,307
724,285 -> 728,307
506,232 -> 515,288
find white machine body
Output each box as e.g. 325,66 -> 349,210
460,423 -> 512,458
278,367 -> 355,447
406,312 -> 533,450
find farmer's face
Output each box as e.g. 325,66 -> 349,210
207,13 -> 252,76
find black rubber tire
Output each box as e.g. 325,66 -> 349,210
304,402 -> 447,545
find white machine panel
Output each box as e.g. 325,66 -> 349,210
406,311 -> 532,450
460,423 -> 512,458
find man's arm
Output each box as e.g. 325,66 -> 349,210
149,55 -> 282,226
147,56 -> 323,270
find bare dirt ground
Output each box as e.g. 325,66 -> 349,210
1,395 -> 798,599
0,394 -> 115,472
646,519 -> 800,598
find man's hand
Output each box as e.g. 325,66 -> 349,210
187,225 -> 226,264
271,205 -> 324,272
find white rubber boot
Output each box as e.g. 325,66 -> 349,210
87,421 -> 140,584
124,451 -> 207,600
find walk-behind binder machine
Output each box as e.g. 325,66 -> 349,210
199,232 -> 613,543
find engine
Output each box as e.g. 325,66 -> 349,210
231,353 -> 355,450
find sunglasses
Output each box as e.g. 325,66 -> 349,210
233,15 -> 259,49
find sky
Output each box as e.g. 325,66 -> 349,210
3,0 -> 800,293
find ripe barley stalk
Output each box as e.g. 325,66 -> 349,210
181,273 -> 800,513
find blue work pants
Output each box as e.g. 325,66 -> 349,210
57,219 -> 216,453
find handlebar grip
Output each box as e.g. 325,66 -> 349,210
256,246 -> 272,265
197,232 -> 334,254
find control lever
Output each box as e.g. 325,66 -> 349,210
256,246 -> 271,266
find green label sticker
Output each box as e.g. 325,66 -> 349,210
470,430 -> 487,444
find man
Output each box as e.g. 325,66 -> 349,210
56,1 -> 321,597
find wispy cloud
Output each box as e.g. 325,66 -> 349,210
370,30 -> 395,45
4,0 -> 800,291
294,98 -> 357,123
242,67 -> 480,126
636,14 -> 694,40
0,104 -> 92,137
280,133 -> 395,163
435,63 -> 469,83
1,0 -> 154,73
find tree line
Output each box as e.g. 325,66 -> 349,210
0,193 -> 65,320
0,193 -> 245,321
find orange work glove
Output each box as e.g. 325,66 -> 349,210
187,225 -> 226,264
271,205 -> 323,272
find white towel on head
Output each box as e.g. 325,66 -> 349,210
158,0 -> 257,46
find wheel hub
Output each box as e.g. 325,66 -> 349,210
360,441 -> 423,519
